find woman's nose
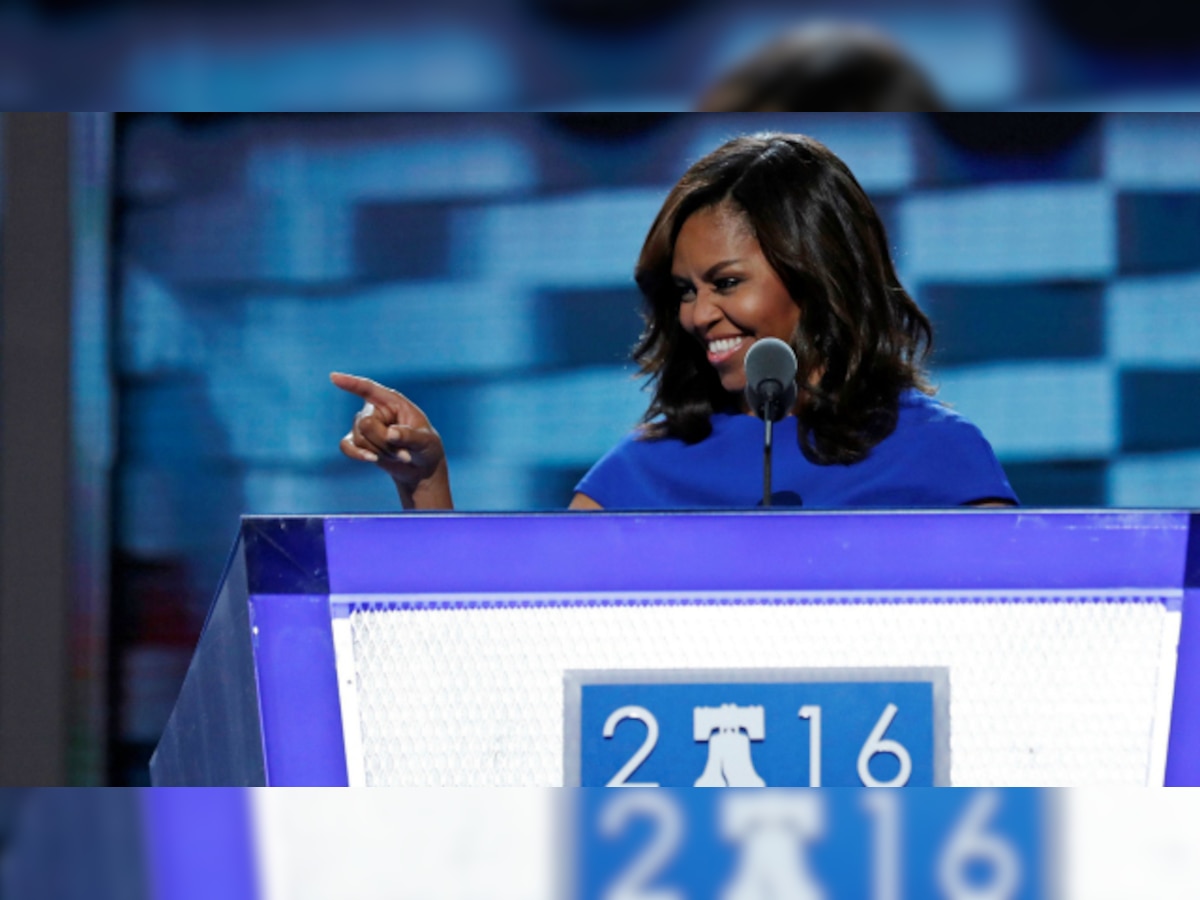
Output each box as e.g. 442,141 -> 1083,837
691,288 -> 723,329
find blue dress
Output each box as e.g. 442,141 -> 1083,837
574,390 -> 1017,509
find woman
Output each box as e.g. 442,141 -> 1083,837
333,133 -> 1016,510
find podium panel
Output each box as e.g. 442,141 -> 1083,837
150,511 -> 1200,786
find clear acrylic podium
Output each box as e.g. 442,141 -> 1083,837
150,510 -> 1200,786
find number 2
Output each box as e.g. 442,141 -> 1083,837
603,705 -> 660,787
598,792 -> 684,900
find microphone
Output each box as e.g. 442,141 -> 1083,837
743,338 -> 797,508
744,337 -> 797,422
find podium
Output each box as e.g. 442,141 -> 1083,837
150,511 -> 1200,786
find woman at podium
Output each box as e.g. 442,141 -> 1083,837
332,133 -> 1016,511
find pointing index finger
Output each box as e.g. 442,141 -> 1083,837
330,372 -> 398,407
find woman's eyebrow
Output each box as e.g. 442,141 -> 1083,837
671,259 -> 741,284
703,259 -> 742,279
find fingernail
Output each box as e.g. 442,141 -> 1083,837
396,449 -> 412,464
363,451 -> 378,462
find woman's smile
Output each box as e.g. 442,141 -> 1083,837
705,334 -> 749,364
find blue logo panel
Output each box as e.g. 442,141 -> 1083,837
575,789 -> 1047,900
579,680 -> 938,787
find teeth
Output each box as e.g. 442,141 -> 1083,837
708,336 -> 744,354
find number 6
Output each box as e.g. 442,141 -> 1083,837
857,703 -> 912,787
937,790 -> 1021,900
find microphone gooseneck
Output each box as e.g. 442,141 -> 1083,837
743,338 -> 798,508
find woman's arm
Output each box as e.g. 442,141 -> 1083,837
331,372 -> 453,510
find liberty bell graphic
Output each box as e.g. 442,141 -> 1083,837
693,704 -> 767,787
719,792 -> 826,900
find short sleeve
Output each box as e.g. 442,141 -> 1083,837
573,433 -> 650,508
895,409 -> 1018,506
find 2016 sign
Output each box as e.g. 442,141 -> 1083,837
574,788 -> 1045,900
565,670 -> 948,787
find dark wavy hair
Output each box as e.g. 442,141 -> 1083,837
633,132 -> 933,465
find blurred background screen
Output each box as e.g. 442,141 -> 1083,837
3,1 -> 1200,111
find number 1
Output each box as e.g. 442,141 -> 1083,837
798,705 -> 822,787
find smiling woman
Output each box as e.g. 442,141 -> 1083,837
335,132 -> 1017,511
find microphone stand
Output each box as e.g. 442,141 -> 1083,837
762,416 -> 774,508
757,380 -> 782,508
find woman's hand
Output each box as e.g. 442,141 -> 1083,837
330,372 -> 453,510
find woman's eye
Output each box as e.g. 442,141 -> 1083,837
676,284 -> 696,302
714,278 -> 740,292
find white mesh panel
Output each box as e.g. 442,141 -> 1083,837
335,594 -> 1178,787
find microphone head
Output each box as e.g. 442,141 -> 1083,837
744,337 -> 798,422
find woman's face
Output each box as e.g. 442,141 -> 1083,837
673,202 -> 801,397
